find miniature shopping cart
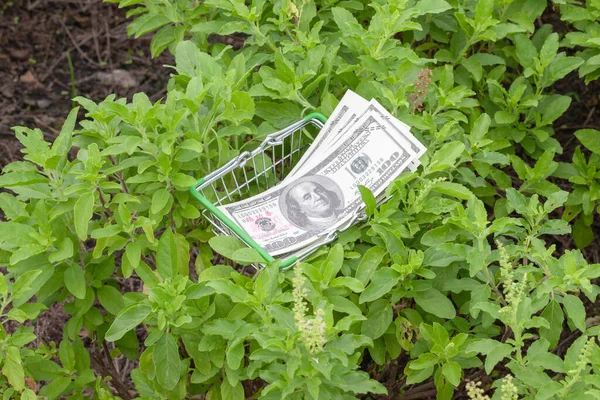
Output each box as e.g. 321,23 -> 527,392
189,112 -> 368,270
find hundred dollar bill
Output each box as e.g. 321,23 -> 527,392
289,97 -> 426,179
218,103 -> 418,256
284,90 -> 369,182
319,99 -> 416,155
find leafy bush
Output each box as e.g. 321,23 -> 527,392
2,0 -> 600,399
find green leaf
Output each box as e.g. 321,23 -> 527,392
12,269 -> 42,301
156,229 -> 189,279
575,129 -> 600,154
207,280 -> 249,302
0,273 -> 6,298
221,378 -> 244,400
471,113 -> 491,144
547,56 -> 583,84
154,333 -> 180,391
573,218 -> 594,249
421,225 -> 458,246
48,237 -> 74,263
45,376 -> 71,399
131,14 -> 171,38
97,285 -> 125,315
358,185 -> 377,217
414,0 -> 452,15
74,192 -> 95,240
414,289 -> 456,319
198,265 -> 235,282
227,91 -> 255,124
0,171 -> 47,187
150,25 -> 179,57
202,318 -> 244,340
171,173 -> 198,189
432,181 -> 473,200
544,190 -> 569,213
105,302 -> 151,342
331,7 -> 360,32
2,346 -> 24,391
151,188 -> 171,214
476,0 -> 495,24
329,295 -> 363,315
64,264 -> 86,299
226,339 -> 245,370
442,361 -> 462,387
540,95 -> 571,125
505,188 -> 528,215
0,222 -> 36,246
361,299 -> 393,339
410,352 -> 439,370
52,107 -> 78,169
0,193 -> 28,220
274,50 -> 296,83
13,127 -> 51,166
10,244 -> 46,265
359,268 -> 399,303
306,377 -> 321,400
463,57 -> 483,82
59,340 -> 76,371
494,110 -> 517,124
209,236 -> 246,259
539,33 -> 559,67
561,294 -> 586,332
355,246 -> 386,285
429,142 -> 465,171
123,241 -> 141,278
406,365 -> 434,384
330,276 -> 365,293
189,20 -> 225,34
231,248 -> 265,265
322,244 -> 344,284
255,101 -> 302,128
484,342 -> 513,374
540,299 -> 564,349
532,150 -> 557,180
253,261 -> 279,303
218,21 -> 250,35
91,225 -> 122,239
184,43 -> 222,78
514,33 -> 537,68
21,389 -> 37,400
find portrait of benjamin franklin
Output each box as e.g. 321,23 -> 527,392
350,154 -> 372,174
279,175 -> 344,231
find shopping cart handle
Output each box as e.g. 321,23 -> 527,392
304,112 -> 328,124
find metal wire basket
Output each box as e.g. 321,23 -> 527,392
189,112 -> 366,270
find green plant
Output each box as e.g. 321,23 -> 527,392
560,0 -> 600,84
561,128 -> 600,248
2,0 -> 600,399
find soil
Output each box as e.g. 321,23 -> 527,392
0,0 -> 173,168
1,1 -> 600,399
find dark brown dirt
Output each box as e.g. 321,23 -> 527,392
0,0 -> 173,168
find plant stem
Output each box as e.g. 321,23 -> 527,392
66,51 -> 76,106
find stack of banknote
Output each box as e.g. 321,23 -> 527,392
217,90 -> 426,257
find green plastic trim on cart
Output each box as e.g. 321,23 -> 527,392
190,112 -> 328,270
304,112 -> 327,124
